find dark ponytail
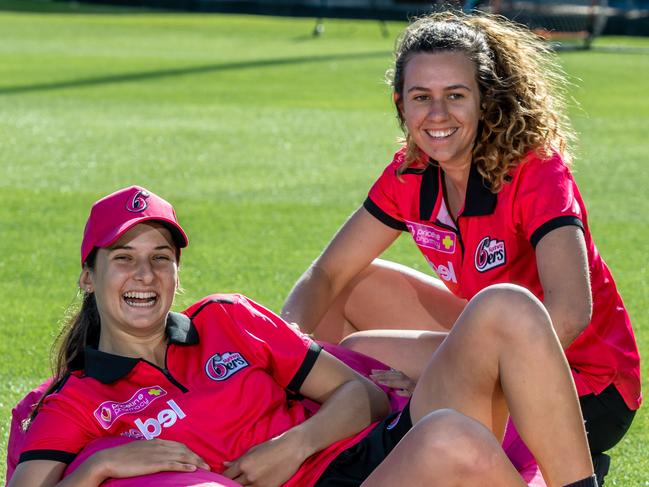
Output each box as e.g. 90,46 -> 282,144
24,250 -> 101,428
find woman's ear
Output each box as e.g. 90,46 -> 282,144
79,268 -> 93,294
393,92 -> 403,113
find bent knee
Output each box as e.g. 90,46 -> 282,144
468,284 -> 554,340
413,410 -> 504,475
472,284 -> 539,312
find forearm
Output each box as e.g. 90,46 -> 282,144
55,465 -> 106,487
8,458 -> 106,487
55,452 -> 112,487
536,226 -> 593,350
287,378 -> 389,459
281,264 -> 338,334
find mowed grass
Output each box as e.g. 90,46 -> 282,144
1,2 -> 648,483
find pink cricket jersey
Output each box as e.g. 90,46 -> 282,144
20,295 -> 374,487
365,148 -> 641,410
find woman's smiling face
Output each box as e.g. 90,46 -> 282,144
397,51 -> 482,170
80,222 -> 178,337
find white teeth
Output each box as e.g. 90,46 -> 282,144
127,301 -> 155,308
123,291 -> 156,299
426,128 -> 456,138
123,291 -> 157,308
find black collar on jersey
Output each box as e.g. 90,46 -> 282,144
417,161 -> 497,221
80,312 -> 199,384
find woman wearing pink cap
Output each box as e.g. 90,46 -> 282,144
9,186 -> 598,487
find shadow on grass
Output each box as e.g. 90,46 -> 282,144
0,50 -> 391,96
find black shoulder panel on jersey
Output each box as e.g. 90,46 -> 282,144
530,215 -> 585,248
286,341 -> 322,393
363,197 -> 408,231
189,297 -> 236,320
19,449 -> 76,465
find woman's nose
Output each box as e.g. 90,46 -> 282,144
427,99 -> 449,121
133,260 -> 154,282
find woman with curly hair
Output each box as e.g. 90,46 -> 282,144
281,10 -> 640,456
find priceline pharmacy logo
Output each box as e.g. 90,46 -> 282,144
94,386 -> 167,430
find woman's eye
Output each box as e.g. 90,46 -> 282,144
448,93 -> 464,100
114,255 -> 131,261
413,94 -> 429,102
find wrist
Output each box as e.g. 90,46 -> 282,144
281,426 -> 316,462
80,449 -> 113,484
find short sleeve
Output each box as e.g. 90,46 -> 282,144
513,153 -> 585,248
19,392 -> 95,465
227,296 -> 322,392
364,151 -> 409,231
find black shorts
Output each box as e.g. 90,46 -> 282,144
580,384 -> 636,454
314,403 -> 413,486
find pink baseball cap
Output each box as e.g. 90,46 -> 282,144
81,186 -> 189,266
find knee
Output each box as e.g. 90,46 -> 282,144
468,284 -> 555,344
339,332 -> 371,353
410,409 -> 504,477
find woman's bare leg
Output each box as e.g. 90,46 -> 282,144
408,284 -> 592,486
312,258 -> 467,343
340,330 -> 446,382
362,409 -> 526,486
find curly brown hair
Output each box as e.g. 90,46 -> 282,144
389,10 -> 576,192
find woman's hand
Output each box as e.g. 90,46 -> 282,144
222,431 -> 307,487
89,439 -> 210,480
370,368 -> 416,397
8,440 -> 210,487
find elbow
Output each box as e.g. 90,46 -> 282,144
556,305 -> 592,346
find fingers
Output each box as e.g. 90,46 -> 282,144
152,439 -> 211,471
370,368 -> 415,396
104,439 -> 211,478
223,461 -> 253,486
222,460 -> 241,479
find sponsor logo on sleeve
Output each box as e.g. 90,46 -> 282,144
205,352 -> 249,381
474,236 -> 506,272
94,386 -> 167,430
406,221 -> 457,254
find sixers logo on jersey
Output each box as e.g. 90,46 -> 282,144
205,352 -> 249,381
474,236 -> 506,273
126,189 -> 150,213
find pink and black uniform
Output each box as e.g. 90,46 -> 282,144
365,148 -> 641,449
19,294 -> 379,487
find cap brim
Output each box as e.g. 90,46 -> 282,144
95,216 -> 189,250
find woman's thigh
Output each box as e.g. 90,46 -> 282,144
340,330 -> 447,382
361,409 -> 526,487
313,258 -> 467,342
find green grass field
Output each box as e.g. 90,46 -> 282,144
1,1 -> 647,484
